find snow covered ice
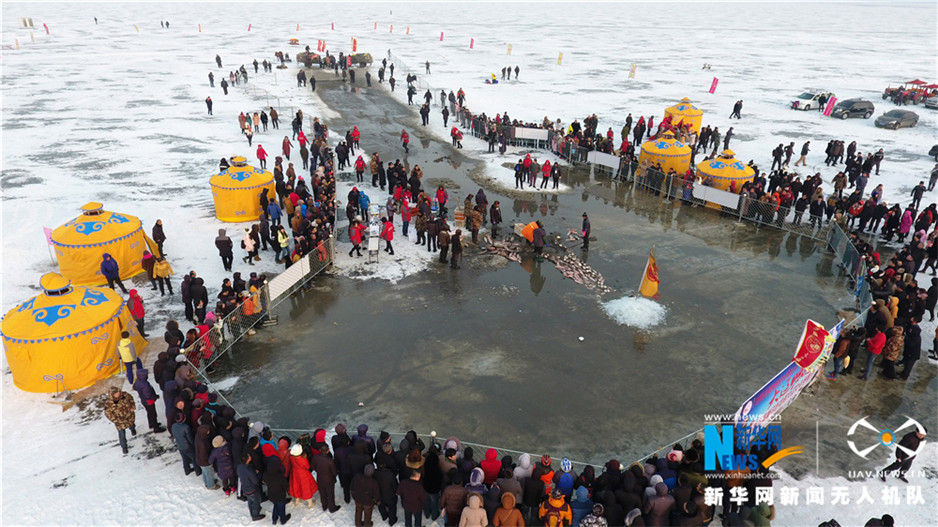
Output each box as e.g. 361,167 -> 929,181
3,2 -> 937,526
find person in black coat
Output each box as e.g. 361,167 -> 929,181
348,439 -> 373,478
900,319 -> 922,380
132,369 -> 165,433
238,453 -> 265,520
152,220 -> 166,256
521,469 -> 545,524
422,446 -> 445,521
375,460 -> 399,524
352,465 -> 381,527
188,277 -> 208,324
264,455 -> 291,525
215,228 -> 234,271
879,429 -> 927,482
312,445 -> 342,513
332,424 -> 354,504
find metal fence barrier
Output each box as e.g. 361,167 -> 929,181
262,427 -> 706,477
183,237 -> 335,373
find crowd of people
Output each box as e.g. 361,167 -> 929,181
826,228 -> 938,383
108,364 -> 783,527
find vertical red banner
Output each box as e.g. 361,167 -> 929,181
470,38 -> 474,49
352,38 -> 358,52
823,97 -> 838,116
709,77 -> 719,94
440,32 -> 444,41
247,24 -> 252,32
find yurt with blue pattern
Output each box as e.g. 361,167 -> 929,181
51,202 -> 157,286
210,156 -> 276,222
1,273 -> 148,392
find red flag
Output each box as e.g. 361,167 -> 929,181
792,320 -> 829,369
469,38 -> 474,49
247,24 -> 252,32
440,31 -> 444,41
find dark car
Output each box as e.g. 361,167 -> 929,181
831,98 -> 875,119
874,109 -> 919,129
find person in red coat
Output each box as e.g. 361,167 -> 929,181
381,217 -> 395,255
289,444 -> 318,508
400,200 -> 411,237
479,448 -> 501,486
354,156 -> 366,183
127,289 -> 148,337
256,144 -> 268,169
401,129 -> 410,154
348,219 -> 364,258
282,136 -> 294,160
540,160 -> 552,189
351,126 -> 361,149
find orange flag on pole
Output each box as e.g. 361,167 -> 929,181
639,250 -> 660,298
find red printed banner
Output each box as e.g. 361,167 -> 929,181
469,38 -> 474,49
792,319 -> 829,369
823,97 -> 838,116
709,77 -> 719,94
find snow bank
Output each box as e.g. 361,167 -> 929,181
601,295 -> 667,329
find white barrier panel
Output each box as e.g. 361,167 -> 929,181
692,186 -> 742,209
586,150 -> 621,170
513,128 -> 550,141
267,257 -> 308,300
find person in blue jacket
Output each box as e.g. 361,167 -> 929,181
100,253 -> 127,293
266,200 -> 282,227
358,191 -> 371,222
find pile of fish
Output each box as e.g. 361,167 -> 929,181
479,234 -> 614,295
480,236 -> 522,262
546,253 -> 615,295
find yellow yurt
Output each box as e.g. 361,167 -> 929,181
696,150 -> 756,192
210,156 -> 276,222
639,132 -> 692,175
0,273 -> 148,393
52,202 -> 157,286
664,97 -> 704,134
